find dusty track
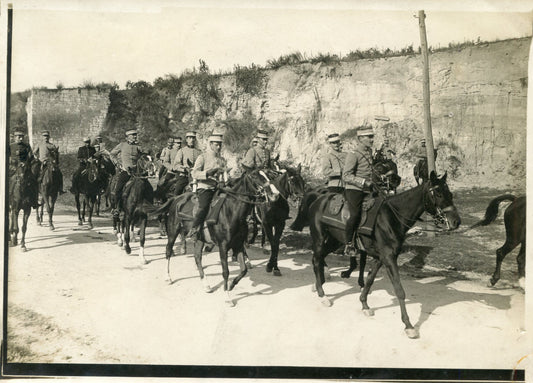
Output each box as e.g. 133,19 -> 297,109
5,204 -> 529,371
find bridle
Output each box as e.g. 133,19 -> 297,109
423,182 -> 455,230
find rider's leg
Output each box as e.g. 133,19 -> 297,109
344,189 -> 365,256
187,188 -> 215,238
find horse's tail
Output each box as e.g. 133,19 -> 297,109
471,194 -> 516,229
146,197 -> 176,218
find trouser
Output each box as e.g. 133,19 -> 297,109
157,168 -> 174,187
327,186 -> 344,194
171,175 -> 189,196
344,189 -> 367,246
191,188 -> 216,229
113,170 -> 131,209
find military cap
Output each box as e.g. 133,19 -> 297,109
256,129 -> 269,139
185,131 -> 197,138
208,135 -> 223,143
42,130 -> 50,136
174,136 -> 182,143
13,130 -> 25,137
83,137 -> 91,142
327,133 -> 341,143
356,126 -> 374,137
125,129 -> 138,136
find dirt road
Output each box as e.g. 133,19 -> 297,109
5,203 -> 530,372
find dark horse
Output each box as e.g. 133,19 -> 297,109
113,154 -> 155,264
308,171 -> 460,338
372,150 -> 401,194
71,154 -> 114,229
471,194 -> 526,289
34,159 -> 62,230
9,159 -> 39,251
149,171 -> 268,305
249,165 -> 306,276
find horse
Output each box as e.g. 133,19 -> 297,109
149,170 -> 269,306
471,194 -> 526,289
308,171 -> 460,338
372,152 -> 401,194
35,159 -> 62,230
94,153 -> 116,216
249,165 -> 306,276
71,154 -> 114,229
114,154 -> 155,264
9,158 -> 39,251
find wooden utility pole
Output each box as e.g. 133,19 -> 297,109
418,10 -> 436,174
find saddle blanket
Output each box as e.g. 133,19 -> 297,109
319,193 -> 384,237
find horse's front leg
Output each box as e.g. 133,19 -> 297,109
229,244 -> 248,291
49,196 -> 57,231
138,216 -> 148,265
10,209 -> 19,246
75,193 -> 83,225
360,258 -> 382,315
123,215 -> 131,254
269,221 -> 285,276
43,195 -> 54,230
20,207 -> 31,252
382,256 -> 417,338
86,196 -> 95,229
218,240 -> 234,306
264,224 -> 276,273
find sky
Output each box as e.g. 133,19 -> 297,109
5,0 -> 533,92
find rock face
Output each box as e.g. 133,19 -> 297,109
178,38 -> 529,190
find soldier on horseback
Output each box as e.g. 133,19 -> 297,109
172,131 -> 202,195
242,129 -> 272,172
186,133 -> 228,239
34,130 -> 65,194
70,137 -> 96,193
9,130 -> 34,175
322,133 -> 346,193
109,129 -> 145,215
342,125 -> 375,257
157,136 -> 178,184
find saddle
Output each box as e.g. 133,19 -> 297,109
320,193 -> 384,237
176,193 -> 199,220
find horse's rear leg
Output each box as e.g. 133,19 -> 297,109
159,214 -> 167,236
10,210 -> 19,246
312,245 -> 331,306
43,196 -> 54,230
164,222 -> 181,283
266,222 -> 285,276
490,239 -> 518,287
340,256 -> 358,278
123,217 -> 131,254
86,196 -> 95,230
193,239 -> 212,293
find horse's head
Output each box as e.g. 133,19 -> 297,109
424,171 -> 461,230
279,164 -> 305,200
136,154 -> 156,177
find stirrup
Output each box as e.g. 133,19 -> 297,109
344,243 -> 357,257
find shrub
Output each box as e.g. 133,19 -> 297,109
234,63 -> 266,95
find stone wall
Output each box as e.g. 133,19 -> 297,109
26,88 -> 110,153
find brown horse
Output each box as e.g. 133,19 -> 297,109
9,159 -> 39,251
308,171 -> 461,338
149,170 -> 269,305
471,194 -> 526,289
35,159 -> 62,230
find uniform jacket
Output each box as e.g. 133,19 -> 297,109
77,145 -> 96,162
172,146 -> 202,174
34,141 -> 59,163
159,146 -> 178,169
9,142 -> 34,164
342,143 -> 373,191
110,141 -> 143,170
191,148 -> 228,190
322,147 -> 346,189
242,146 -> 271,170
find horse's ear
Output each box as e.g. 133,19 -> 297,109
297,163 -> 301,174
441,171 -> 448,183
430,170 -> 438,184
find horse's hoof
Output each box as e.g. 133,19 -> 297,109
140,259 -> 148,265
87,224 -> 93,230
50,225 -> 55,231
273,269 -> 282,277
518,277 -> 525,290
245,261 -> 253,269
311,284 -> 317,292
21,245 -> 27,252
125,247 -> 131,255
113,229 -> 118,235
405,328 -> 419,339
324,267 -> 331,280
204,285 -> 213,293
266,264 -> 273,273
488,279 -> 497,288
78,221 -> 83,226
320,296 -> 332,307
225,299 -> 235,307
362,309 -> 374,317
340,271 -> 351,279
